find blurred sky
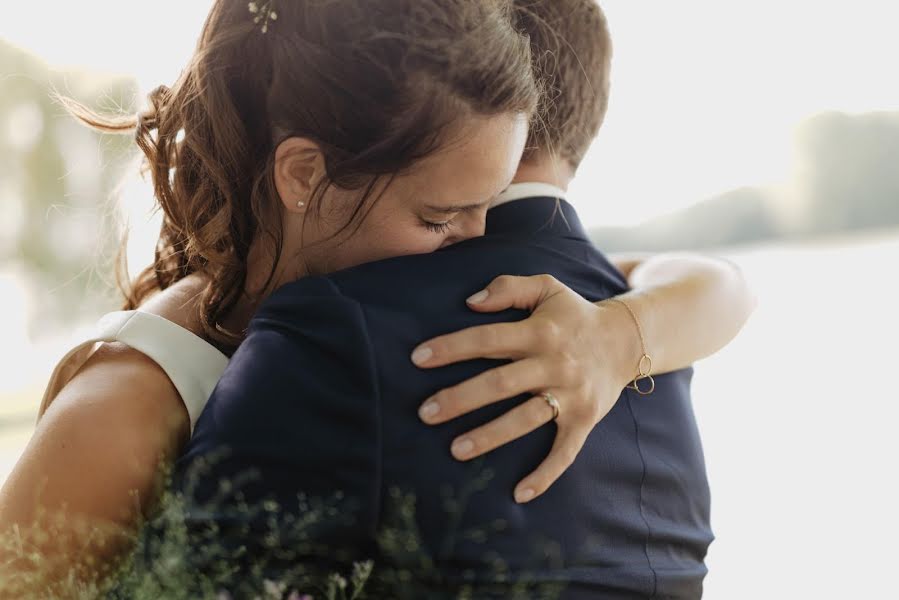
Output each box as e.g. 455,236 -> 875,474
3,1 -> 899,227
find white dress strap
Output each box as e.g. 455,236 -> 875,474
38,310 -> 230,435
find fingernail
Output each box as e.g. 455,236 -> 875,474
451,437 -> 474,458
466,289 -> 489,305
419,400 -> 440,421
515,487 -> 535,503
411,345 -> 433,365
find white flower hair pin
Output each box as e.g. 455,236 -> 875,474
248,1 -> 278,33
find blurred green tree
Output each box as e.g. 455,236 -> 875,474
1,38 -> 139,338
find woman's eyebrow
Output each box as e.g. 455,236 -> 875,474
424,200 -> 491,214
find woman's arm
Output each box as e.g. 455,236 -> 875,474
411,252 -> 756,502
0,345 -> 189,593
604,251 -> 757,376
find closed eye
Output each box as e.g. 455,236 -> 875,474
422,219 -> 453,234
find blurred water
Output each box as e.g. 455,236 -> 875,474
1,231 -> 897,598
695,229 -> 899,599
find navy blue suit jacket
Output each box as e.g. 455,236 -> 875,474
176,197 -> 713,599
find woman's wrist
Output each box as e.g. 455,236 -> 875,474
594,297 -> 646,390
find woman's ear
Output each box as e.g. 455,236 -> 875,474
273,137 -> 326,212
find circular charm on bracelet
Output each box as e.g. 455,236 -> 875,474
628,374 -> 656,395
626,353 -> 655,395
541,392 -> 561,420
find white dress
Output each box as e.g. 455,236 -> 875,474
37,310 -> 230,435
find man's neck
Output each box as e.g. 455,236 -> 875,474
511,155 -> 574,191
492,182 -> 569,209
491,154 -> 575,209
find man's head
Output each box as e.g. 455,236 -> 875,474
513,0 -> 612,185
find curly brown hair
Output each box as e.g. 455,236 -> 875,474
64,0 -> 538,352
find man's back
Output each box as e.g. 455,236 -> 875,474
178,197 -> 713,598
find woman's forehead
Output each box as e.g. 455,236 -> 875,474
400,114 -> 528,204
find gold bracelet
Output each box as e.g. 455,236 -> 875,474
606,297 -> 655,395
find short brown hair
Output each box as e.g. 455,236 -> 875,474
515,0 -> 612,169
65,0 -> 537,350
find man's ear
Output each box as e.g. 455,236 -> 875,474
273,137 -> 326,212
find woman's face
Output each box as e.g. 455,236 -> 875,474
283,112 -> 528,277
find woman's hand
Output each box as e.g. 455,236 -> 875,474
411,274 -> 640,504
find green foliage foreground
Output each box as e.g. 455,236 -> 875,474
0,457 -> 568,600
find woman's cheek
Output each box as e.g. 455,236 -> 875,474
352,226 -> 441,264
392,230 -> 444,256
372,216 -> 436,253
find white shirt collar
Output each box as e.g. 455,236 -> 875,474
491,182 -> 568,209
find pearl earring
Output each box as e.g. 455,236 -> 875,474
296,200 -> 305,209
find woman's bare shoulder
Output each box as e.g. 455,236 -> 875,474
63,274 -> 214,429
35,275 -> 214,441
51,337 -> 191,446
50,341 -> 187,443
